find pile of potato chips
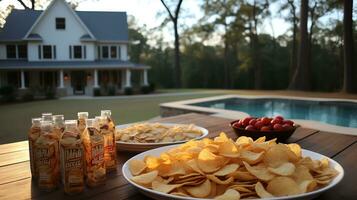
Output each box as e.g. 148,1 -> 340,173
116,123 -> 203,143
129,133 -> 338,199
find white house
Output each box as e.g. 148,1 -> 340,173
0,0 -> 150,96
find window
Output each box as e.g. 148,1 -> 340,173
100,45 -> 120,59
56,18 -> 65,29
6,45 -> 16,58
102,46 -> 109,58
6,44 -> 27,59
43,45 -> 52,59
73,46 -> 82,58
110,46 -> 117,58
17,45 -> 27,58
69,45 -> 86,59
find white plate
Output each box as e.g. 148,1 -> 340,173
115,123 -> 209,152
122,144 -> 344,200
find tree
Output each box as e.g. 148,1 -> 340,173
289,0 -> 310,90
16,0 -> 35,10
160,0 -> 183,88
342,0 -> 354,93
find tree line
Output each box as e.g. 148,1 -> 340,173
130,0 -> 356,93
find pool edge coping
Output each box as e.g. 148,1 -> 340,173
160,95 -> 357,136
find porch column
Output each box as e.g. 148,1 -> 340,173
58,69 -> 64,88
142,69 -> 148,86
20,70 -> 26,89
125,69 -> 131,88
94,69 -> 99,88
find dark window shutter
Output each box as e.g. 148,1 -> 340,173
118,46 -> 121,60
97,46 -> 100,59
69,46 -> 72,59
53,46 -> 56,59
84,45 -> 86,59
38,45 -> 41,59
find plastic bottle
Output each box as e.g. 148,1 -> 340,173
35,120 -> 60,191
41,113 -> 53,122
53,115 -> 65,138
60,120 -> 85,195
28,117 -> 42,179
100,110 -> 117,172
82,118 -> 106,187
77,112 -> 88,135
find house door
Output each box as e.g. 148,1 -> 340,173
71,71 -> 86,95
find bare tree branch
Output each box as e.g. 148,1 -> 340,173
160,0 -> 175,21
17,0 -> 30,9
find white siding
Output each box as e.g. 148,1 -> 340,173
28,0 -> 95,61
120,44 -> 128,61
0,45 -> 6,59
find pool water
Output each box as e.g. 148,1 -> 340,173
192,98 -> 357,128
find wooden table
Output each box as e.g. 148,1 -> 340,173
0,113 -> 356,200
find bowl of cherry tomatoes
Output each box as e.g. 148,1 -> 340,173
230,116 -> 298,142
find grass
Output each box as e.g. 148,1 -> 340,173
0,92 -> 221,144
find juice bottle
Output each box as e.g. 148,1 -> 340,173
77,112 -> 88,135
28,117 -> 42,179
42,113 -> 53,122
35,120 -> 60,191
82,119 -> 106,187
53,115 -> 65,138
99,111 -> 117,172
60,120 -> 85,195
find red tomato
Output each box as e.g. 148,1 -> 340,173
249,119 -> 257,126
271,118 -> 283,125
245,125 -> 256,131
283,120 -> 294,126
282,124 -> 293,130
254,121 -> 264,130
233,122 -> 241,128
260,126 -> 272,131
273,124 -> 284,131
261,117 -> 271,125
242,117 -> 253,126
275,116 -> 284,121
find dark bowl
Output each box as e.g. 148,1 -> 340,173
230,120 -> 298,143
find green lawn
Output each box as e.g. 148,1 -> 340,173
0,91 -> 221,144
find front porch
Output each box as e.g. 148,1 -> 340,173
0,60 -> 150,96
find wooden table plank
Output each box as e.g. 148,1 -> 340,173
0,161 -> 30,185
0,149 -> 29,167
296,131 -> 357,157
0,141 -> 28,155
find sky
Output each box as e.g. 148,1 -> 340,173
0,0 -> 342,46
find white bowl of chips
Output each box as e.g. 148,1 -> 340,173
122,134 -> 344,200
115,123 -> 209,152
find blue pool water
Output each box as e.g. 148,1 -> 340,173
192,98 -> 357,128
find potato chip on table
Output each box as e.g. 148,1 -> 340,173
125,132 -> 340,199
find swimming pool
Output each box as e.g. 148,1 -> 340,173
192,97 -> 357,128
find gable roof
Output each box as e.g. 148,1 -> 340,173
0,8 -> 128,42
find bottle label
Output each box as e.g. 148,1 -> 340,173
91,144 -> 104,165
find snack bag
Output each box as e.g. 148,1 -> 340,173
77,112 -> 88,135
97,114 -> 117,172
35,120 -> 60,191
60,120 -> 85,195
82,119 -> 106,187
53,115 -> 65,138
28,118 -> 41,179
41,113 -> 53,122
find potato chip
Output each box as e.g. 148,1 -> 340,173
198,148 -> 224,173
267,177 -> 301,197
240,150 -> 264,164
213,164 -> 239,176
255,182 -> 274,198
170,192 -> 190,197
129,159 -> 146,175
287,143 -> 302,157
209,181 -> 217,197
186,159 -> 204,174
218,139 -> 240,158
299,180 -> 317,193
131,170 -> 158,185
228,170 -> 257,181
228,185 -> 253,193
207,175 -> 234,185
236,136 -> 253,146
214,189 -> 241,200
152,180 -> 182,193
268,162 -> 296,176
185,179 -> 211,198
263,144 -> 296,167
243,162 -> 275,181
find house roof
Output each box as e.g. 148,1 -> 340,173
0,9 -> 128,42
0,60 -> 149,70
